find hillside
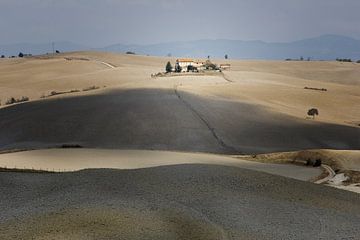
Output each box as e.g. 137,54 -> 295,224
0,51 -> 359,154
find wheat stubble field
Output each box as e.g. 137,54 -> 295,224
0,52 -> 359,239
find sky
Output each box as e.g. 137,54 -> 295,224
0,0 -> 360,46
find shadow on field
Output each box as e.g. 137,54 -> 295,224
0,88 -> 359,154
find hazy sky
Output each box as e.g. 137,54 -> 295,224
1,0 -> 359,46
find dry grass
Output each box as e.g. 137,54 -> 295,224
0,167 -> 55,173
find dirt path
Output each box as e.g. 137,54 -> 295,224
96,60 -> 117,69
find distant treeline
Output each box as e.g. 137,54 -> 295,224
335,58 -> 358,63
0,50 -> 61,59
285,57 -> 360,63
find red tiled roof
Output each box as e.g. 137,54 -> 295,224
177,58 -> 193,62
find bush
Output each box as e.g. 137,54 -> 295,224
1,55 -> 4,58
6,97 -> 16,105
18,52 -> 24,58
357,60 -> 360,63
82,86 -> 100,91
126,51 -> 135,55
5,96 -> 29,105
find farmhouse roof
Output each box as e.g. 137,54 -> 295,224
177,58 -> 193,62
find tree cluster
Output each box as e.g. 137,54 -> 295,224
336,58 -> 352,62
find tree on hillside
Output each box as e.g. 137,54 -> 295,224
165,61 -> 173,73
18,52 -> 24,58
175,63 -> 182,73
307,108 -> 319,119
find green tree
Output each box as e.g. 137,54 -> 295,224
307,108 -> 319,119
165,61 -> 173,73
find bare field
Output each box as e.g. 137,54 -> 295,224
0,52 -> 359,239
0,52 -> 359,153
1,165 -> 360,240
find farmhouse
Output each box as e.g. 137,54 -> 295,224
176,58 -> 193,72
220,64 -> 231,70
175,59 -> 208,72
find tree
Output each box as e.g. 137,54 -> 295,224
225,54 -> 228,59
307,108 -> 319,119
1,55 -> 4,58
165,61 -> 173,73
55,50 -> 60,54
300,56 -> 304,61
18,52 -> 24,58
175,64 -> 182,73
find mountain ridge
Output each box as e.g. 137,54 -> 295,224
1,35 -> 360,60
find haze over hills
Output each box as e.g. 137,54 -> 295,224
1,35 -> 360,60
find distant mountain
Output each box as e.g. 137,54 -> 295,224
101,35 -> 360,60
1,35 -> 360,60
0,41 -> 90,56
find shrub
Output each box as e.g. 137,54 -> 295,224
126,51 -> 135,55
1,55 -> 5,58
60,144 -> 83,149
18,96 -> 29,102
6,97 -> 16,105
82,86 -> 100,91
18,52 -> 24,58
5,96 -> 29,105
